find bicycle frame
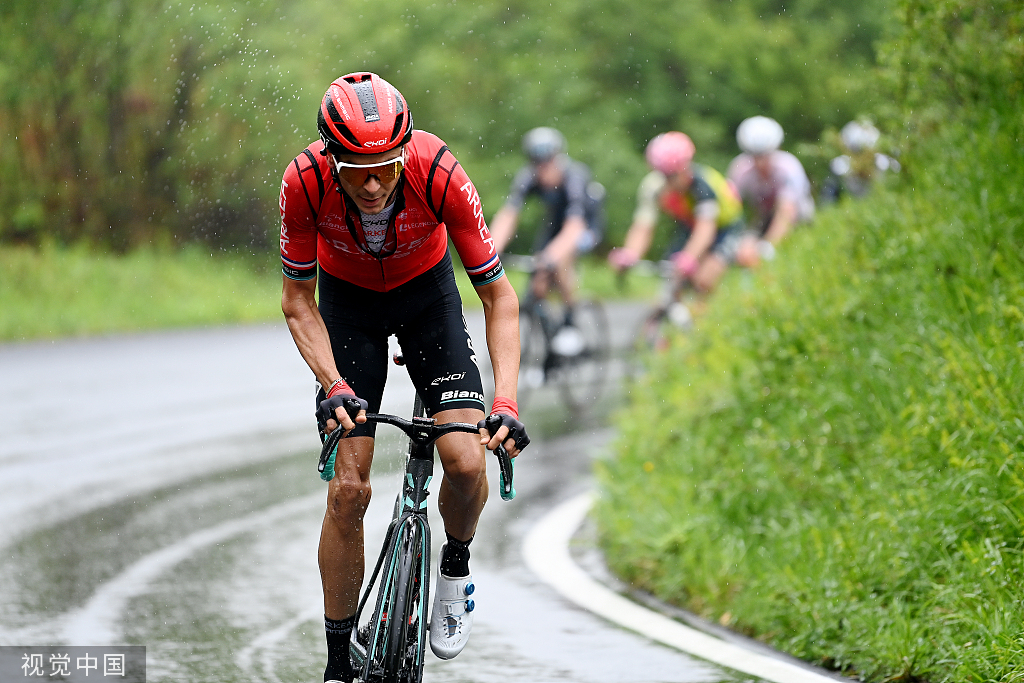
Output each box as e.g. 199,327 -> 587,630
351,412 -> 436,682
318,399 -> 514,683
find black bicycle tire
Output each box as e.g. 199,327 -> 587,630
383,518 -> 426,683
516,307 -> 547,408
626,306 -> 665,375
558,299 -> 610,412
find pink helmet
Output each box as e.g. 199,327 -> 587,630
645,132 -> 695,175
317,72 -> 413,156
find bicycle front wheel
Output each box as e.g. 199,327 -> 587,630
555,299 -> 610,412
383,517 -> 429,683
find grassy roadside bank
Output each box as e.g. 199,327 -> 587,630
596,120 -> 1024,682
0,245 -> 659,342
0,245 -> 283,341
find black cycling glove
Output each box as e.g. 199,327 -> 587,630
478,413 -> 531,452
316,394 -> 368,439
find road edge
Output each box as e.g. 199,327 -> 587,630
522,491 -> 841,683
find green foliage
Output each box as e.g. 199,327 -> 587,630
877,0 -> 1024,140
0,0 -> 308,250
1,0 -> 889,250
598,1 -> 1024,679
598,118 -> 1024,681
0,244 -> 281,339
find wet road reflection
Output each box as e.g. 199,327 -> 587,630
0,307 -> 754,682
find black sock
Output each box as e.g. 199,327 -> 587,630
440,532 -> 473,577
562,306 -> 576,327
324,614 -> 355,683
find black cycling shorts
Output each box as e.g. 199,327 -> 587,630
316,251 -> 486,438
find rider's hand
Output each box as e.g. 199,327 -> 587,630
477,398 -> 529,458
316,380 -> 368,436
478,413 -> 530,458
607,247 -> 639,271
672,251 -> 699,279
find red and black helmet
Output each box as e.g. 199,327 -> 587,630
317,72 -> 414,156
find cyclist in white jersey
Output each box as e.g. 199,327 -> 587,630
726,116 -> 815,267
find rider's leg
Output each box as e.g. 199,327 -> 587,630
432,407 -> 489,542
530,265 -> 552,304
316,268 -> 392,682
429,407 -> 487,660
391,258 -> 488,657
552,255 -> 578,324
319,435 -> 375,619
319,435 -> 374,682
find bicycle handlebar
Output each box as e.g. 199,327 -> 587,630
317,401 -> 516,501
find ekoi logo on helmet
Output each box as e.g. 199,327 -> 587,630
364,139 -> 390,147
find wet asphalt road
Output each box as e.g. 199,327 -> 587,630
0,303 -> 754,682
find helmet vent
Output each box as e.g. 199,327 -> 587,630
351,80 -> 380,123
325,98 -> 345,124
334,122 -> 361,148
389,112 -> 405,143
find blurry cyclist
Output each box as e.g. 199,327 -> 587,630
489,127 -> 605,324
726,116 -> 815,268
608,132 -> 744,319
820,120 -> 901,203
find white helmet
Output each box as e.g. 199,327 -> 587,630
840,121 -> 880,152
736,116 -> 784,155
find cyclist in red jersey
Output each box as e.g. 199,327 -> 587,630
279,72 -> 528,683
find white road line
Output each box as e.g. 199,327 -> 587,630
62,493 -> 323,645
236,605 -> 323,683
523,492 -> 838,683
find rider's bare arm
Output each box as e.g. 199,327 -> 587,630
620,216 -> 656,263
762,197 -> 798,244
474,275 -> 524,456
681,215 -> 718,261
541,214 -> 587,265
281,275 -> 362,433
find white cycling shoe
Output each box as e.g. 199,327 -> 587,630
429,545 -> 476,660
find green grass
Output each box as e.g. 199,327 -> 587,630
596,118 -> 1024,683
0,244 -> 282,341
0,243 -> 660,342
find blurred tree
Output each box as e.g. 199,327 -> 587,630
0,0 -> 893,250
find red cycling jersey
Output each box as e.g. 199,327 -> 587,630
279,130 -> 503,291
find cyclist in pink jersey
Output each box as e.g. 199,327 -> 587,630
278,72 -> 529,683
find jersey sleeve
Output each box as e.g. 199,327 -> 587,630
279,150 -> 322,281
689,171 -> 723,222
633,171 -> 665,225
424,141 -> 505,287
504,165 -> 537,211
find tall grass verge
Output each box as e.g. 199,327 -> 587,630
0,245 -> 281,341
1,247 -> 659,342
597,117 -> 1024,682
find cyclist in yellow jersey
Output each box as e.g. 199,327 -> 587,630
609,132 -> 744,296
